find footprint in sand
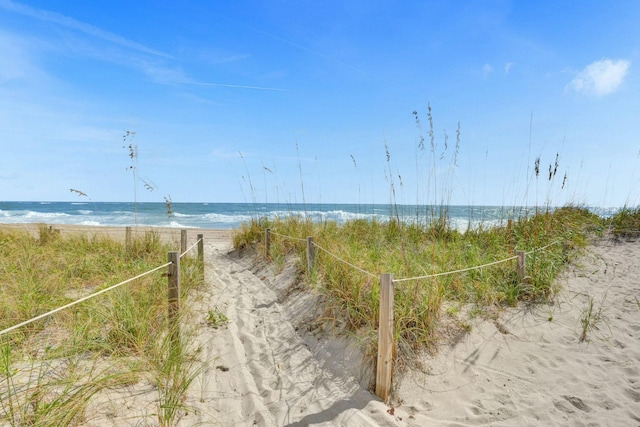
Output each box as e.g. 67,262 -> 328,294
625,388 -> 640,402
562,395 -> 591,412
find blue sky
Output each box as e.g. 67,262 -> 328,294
0,0 -> 638,207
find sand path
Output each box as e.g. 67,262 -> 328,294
182,236 -> 401,426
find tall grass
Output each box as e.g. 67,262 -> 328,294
232,104 -> 639,387
234,205 -> 606,361
0,225 -> 205,426
609,206 -> 640,238
231,106 -> 613,359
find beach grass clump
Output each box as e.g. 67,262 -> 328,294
0,226 -> 205,426
233,205 -> 601,353
609,206 -> 640,238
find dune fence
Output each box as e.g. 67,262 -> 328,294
0,227 -> 204,342
264,228 -> 559,402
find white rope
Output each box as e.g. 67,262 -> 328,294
0,261 -> 172,338
180,237 -> 202,259
394,255 -> 519,283
524,239 -> 561,255
266,229 -> 565,286
269,230 -> 307,243
311,242 -> 377,278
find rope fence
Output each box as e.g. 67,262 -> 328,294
312,241 -> 378,279
266,228 -> 558,284
269,230 -> 307,243
264,227 -> 566,402
0,228 -> 205,343
393,255 -> 519,283
180,236 -> 203,259
0,262 -> 171,338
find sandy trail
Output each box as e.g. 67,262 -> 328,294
182,237 -> 401,426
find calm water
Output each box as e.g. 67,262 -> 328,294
0,201 -> 617,231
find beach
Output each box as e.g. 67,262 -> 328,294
1,223 -> 639,425
394,235 -> 640,425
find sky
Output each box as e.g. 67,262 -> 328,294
0,0 -> 638,207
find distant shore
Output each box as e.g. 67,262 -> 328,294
0,223 -> 234,246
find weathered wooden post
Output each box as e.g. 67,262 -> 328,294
168,251 -> 180,342
180,229 -> 187,254
517,250 -> 526,283
197,234 -> 204,263
376,273 -> 394,402
197,233 -> 204,278
265,228 -> 271,258
306,236 -> 315,275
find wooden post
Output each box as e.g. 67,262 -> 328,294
125,226 -> 132,249
180,229 -> 187,254
376,273 -> 394,402
168,251 -> 180,342
265,228 -> 271,258
197,234 -> 204,263
306,236 -> 315,274
517,250 -> 526,283
197,233 -> 204,278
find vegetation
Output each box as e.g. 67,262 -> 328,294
233,205 -> 609,357
609,206 -> 640,238
0,225 -> 205,426
232,105 -> 636,360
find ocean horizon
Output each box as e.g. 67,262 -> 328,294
0,201 -> 620,231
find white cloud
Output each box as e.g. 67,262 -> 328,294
0,31 -> 50,84
483,63 -> 493,76
504,62 -> 514,74
0,0 -> 171,58
567,58 -> 630,96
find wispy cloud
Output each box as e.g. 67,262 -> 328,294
174,80 -> 292,92
0,31 -> 45,83
208,148 -> 243,159
0,0 -> 171,58
567,58 -> 630,96
482,63 -> 493,76
196,49 -> 251,65
137,61 -> 190,85
211,11 -> 378,80
504,62 -> 514,74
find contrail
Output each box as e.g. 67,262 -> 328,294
175,80 -> 293,92
0,0 -> 171,58
211,12 -> 379,80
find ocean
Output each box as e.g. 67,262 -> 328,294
0,201 -> 618,231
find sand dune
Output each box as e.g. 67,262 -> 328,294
394,237 -> 640,426
185,232 -> 640,426
3,224 -> 639,425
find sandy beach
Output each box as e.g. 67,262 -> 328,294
394,235 -> 640,426
2,224 -> 639,426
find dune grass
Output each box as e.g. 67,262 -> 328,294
609,206 -> 640,238
233,206 -> 607,357
0,225 -> 205,426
